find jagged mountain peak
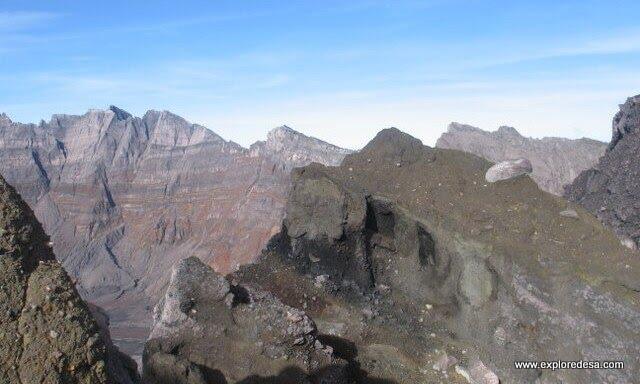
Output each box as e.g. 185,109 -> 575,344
108,105 -> 133,120
359,127 -> 425,162
268,124 -> 296,135
267,124 -> 319,144
0,113 -> 12,125
260,124 -> 352,166
610,93 -> 640,150
447,121 -> 484,133
496,125 -> 521,136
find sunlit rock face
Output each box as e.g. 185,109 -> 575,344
0,107 -> 351,359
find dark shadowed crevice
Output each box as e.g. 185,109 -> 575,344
230,284 -> 251,306
417,225 -> 436,267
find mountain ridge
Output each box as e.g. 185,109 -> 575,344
0,106 -> 352,363
436,122 -> 607,195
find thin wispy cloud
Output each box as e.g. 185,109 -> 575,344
0,11 -> 59,31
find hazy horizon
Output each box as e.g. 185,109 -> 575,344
2,0 -> 639,148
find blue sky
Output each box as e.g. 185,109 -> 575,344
1,0 -> 640,148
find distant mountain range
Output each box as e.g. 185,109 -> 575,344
0,107 -> 351,359
0,105 -> 621,364
436,123 -> 606,195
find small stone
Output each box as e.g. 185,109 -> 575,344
432,352 -> 458,372
620,236 -> 637,250
287,311 -> 303,323
494,326 -> 507,345
49,330 -> 59,339
314,274 -> 329,288
455,365 -> 471,382
559,209 -> 579,219
468,359 -> 499,384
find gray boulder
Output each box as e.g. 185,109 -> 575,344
143,257 -> 352,384
484,158 -> 533,183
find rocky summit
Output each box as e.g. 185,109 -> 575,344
0,174 -> 138,384
565,94 -> 640,250
143,257 -> 351,384
232,128 -> 639,383
436,123 -> 606,195
0,108 -> 351,359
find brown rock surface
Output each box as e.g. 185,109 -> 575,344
0,107 -> 350,360
0,174 -> 138,383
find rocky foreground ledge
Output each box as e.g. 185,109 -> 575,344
143,257 -> 352,383
0,174 -> 138,384
143,128 -> 639,383
235,128 -> 639,383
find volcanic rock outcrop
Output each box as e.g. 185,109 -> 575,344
234,128 -> 639,383
436,123 -> 606,195
0,108 -> 351,358
565,94 -> 640,249
0,174 -> 138,383
144,257 -> 352,384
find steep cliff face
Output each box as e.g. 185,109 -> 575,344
566,95 -> 640,249
436,123 -> 606,195
0,174 -> 138,384
0,107 -> 351,359
234,128 -> 640,383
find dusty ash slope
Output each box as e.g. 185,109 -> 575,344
0,107 -> 351,358
232,128 -> 639,383
566,95 -> 640,249
0,174 -> 138,383
436,123 -> 606,195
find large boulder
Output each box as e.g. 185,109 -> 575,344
236,128 -> 639,383
0,174 -> 138,383
143,257 -> 352,384
566,94 -> 640,249
484,158 -> 533,183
